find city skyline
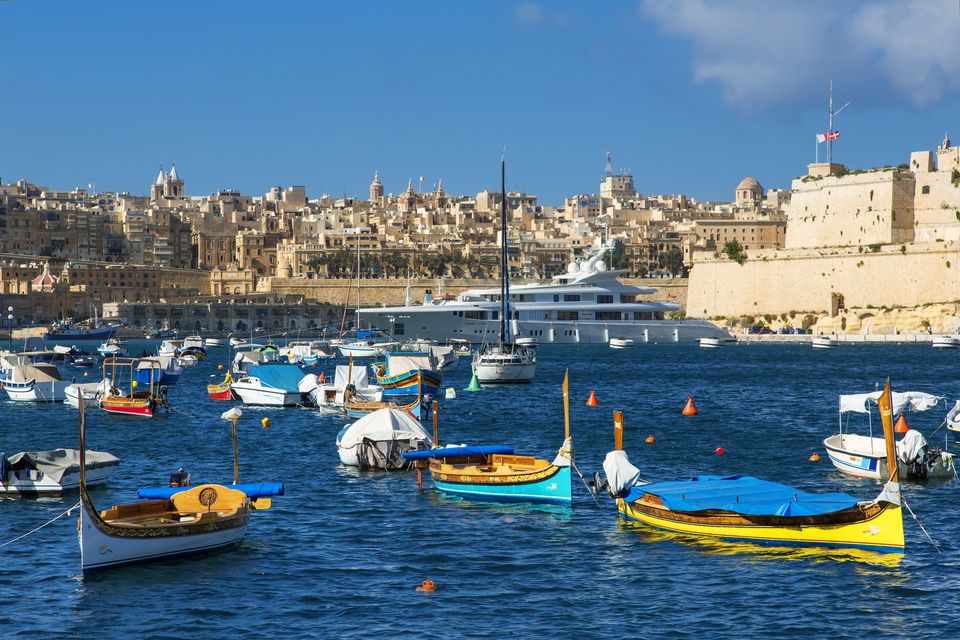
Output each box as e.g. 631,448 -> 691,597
3,1 -> 960,203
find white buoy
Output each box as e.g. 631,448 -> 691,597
445,388 -> 457,400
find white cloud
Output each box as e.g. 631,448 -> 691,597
640,0 -> 960,110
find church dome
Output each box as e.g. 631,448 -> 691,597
736,176 -> 762,191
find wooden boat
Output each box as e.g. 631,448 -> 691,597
448,339 -> 472,357
824,390 -> 954,480
373,352 -> 441,398
403,371 -> 573,504
344,393 -> 430,420
603,380 -> 905,553
76,404 -> 277,571
336,407 -> 433,470
208,371 -> 238,400
100,357 -> 167,418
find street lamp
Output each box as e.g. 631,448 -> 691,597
7,306 -> 13,351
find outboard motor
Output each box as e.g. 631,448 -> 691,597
169,467 -> 191,488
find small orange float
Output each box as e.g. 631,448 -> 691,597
416,579 -> 436,592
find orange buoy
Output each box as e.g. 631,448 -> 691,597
715,447 -> 725,455
416,579 -> 436,592
217,364 -> 224,371
645,434 -> 656,443
318,371 -> 326,384
809,452 -> 821,462
585,390 -> 600,407
894,414 -> 909,434
682,396 -> 698,416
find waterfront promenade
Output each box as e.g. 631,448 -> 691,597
736,332 -> 947,344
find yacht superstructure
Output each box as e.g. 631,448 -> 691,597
359,243 -> 730,345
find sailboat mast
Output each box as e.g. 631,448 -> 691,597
355,232 -> 361,330
500,160 -> 508,345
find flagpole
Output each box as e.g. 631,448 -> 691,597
815,134 -> 818,164
828,80 -> 833,165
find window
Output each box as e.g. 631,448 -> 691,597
621,295 -> 636,304
922,185 -> 930,194
558,311 -> 579,321
394,323 -> 405,335
553,295 -> 559,302
597,295 -> 613,304
563,294 -> 581,302
595,311 -> 621,321
633,312 -> 653,320
464,310 -> 485,320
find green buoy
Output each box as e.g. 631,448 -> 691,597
465,373 -> 482,391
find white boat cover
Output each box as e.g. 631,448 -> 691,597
334,365 -> 372,391
551,437 -> 573,467
947,400 -> 960,429
3,449 -> 119,483
53,345 -> 74,354
298,373 -> 319,394
386,353 -> 437,376
602,450 -> 642,497
337,408 -> 433,448
6,364 -> 62,383
897,429 -> 927,464
838,391 -> 942,414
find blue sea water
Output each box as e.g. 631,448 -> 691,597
1,341 -> 959,639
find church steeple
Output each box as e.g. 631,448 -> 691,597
369,170 -> 384,202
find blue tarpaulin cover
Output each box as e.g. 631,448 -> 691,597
625,475 -> 859,517
402,445 -> 515,461
248,365 -> 304,391
137,482 -> 285,501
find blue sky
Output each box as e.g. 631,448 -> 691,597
3,0 -> 960,204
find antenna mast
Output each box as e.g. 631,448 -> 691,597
605,149 -> 613,178
827,80 -> 849,166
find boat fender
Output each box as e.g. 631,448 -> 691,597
261,417 -> 271,429
416,580 -> 436,592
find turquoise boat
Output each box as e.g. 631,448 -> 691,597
403,370 -> 573,505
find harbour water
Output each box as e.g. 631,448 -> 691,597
2,341 -> 959,638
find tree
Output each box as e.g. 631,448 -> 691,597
722,240 -> 747,265
658,246 -> 686,277
610,239 -> 630,271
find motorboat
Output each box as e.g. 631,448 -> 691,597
812,336 -> 839,349
182,335 -> 205,350
2,364 -> 70,402
699,337 -> 725,349
229,336 -> 248,347
100,357 -> 167,418
205,338 -> 225,348
404,370 -> 573,504
231,364 -> 306,407
71,354 -> 98,368
231,343 -> 272,375
516,336 -> 538,348
97,338 -> 127,357
1,448 -> 119,495
65,381 -> 105,409
178,353 -> 199,367
133,355 -> 181,385
335,408 -> 433,470
309,364 -> 384,409
609,337 -> 635,349
932,335 -> 960,349
337,331 -> 399,358
601,381 -> 906,553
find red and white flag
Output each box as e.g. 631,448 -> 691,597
816,130 -> 841,143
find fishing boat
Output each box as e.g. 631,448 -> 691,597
824,390 -> 954,480
932,335 -> 960,349
601,379 -> 906,553
373,352 -> 441,397
812,335 -> 839,349
403,370 -> 573,504
471,160 -> 536,384
231,364 -> 305,407
1,364 -> 70,402
44,319 -> 118,342
309,364 -> 384,410
335,407 -> 433,470
65,381 -> 104,408
100,357 -> 167,418
208,371 -> 238,400
76,404 -> 278,571
97,338 -> 127,357
609,337 -> 635,349
344,393 -> 430,420
699,337 -> 725,349
449,339 -> 472,357
1,448 -> 119,496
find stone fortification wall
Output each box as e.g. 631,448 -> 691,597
784,169 -> 914,249
261,276 -> 688,308
912,165 -> 960,242
687,242 -> 960,318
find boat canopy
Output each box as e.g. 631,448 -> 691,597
7,364 -> 63,382
403,445 -> 515,461
385,352 -> 437,376
247,364 -> 305,391
839,391 -> 942,414
137,482 -> 284,501
626,475 -> 859,517
334,365 -> 371,391
2,449 -> 119,483
337,408 -> 432,448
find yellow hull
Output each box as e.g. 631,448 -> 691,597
618,498 -> 904,553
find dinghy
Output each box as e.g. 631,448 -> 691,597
65,381 -> 105,408
824,390 -> 954,480
231,364 -> 305,407
1,448 -> 119,496
601,380 -> 906,553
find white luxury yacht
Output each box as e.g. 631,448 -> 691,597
359,242 -> 731,345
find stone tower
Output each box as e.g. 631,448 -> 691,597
164,163 -> 184,198
369,171 -> 384,203
735,177 -> 763,209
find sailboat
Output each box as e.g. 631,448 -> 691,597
601,379 -> 905,553
77,404 -> 280,571
471,160 -> 536,383
403,370 -> 572,504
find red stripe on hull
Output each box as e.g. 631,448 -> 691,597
103,404 -> 156,418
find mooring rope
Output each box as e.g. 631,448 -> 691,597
902,496 -> 941,553
570,460 -> 603,510
0,501 -> 81,549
